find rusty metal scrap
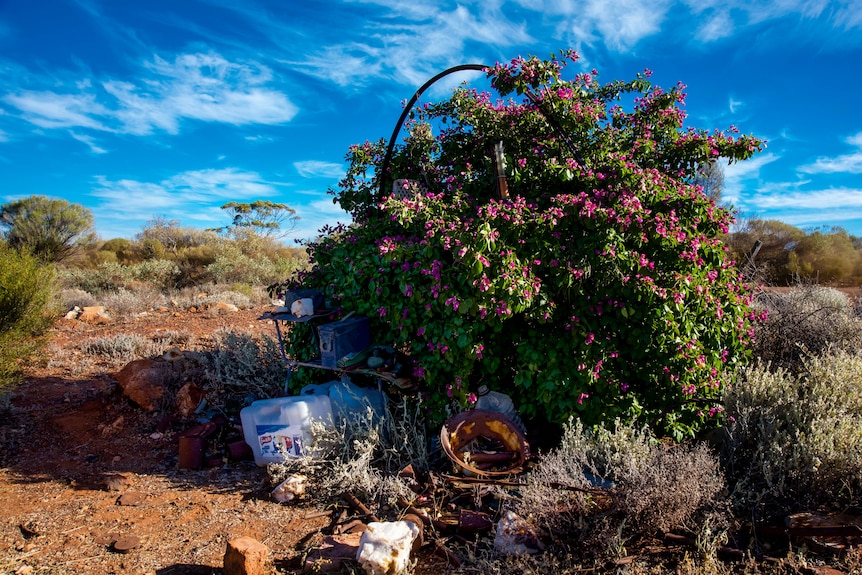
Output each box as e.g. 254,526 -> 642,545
440,409 -> 530,477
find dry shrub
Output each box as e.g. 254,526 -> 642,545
81,333 -> 161,363
752,284 -> 862,373
126,282 -> 168,310
168,285 -> 257,310
100,289 -> 146,321
150,329 -> 195,348
267,396 -> 426,511
512,419 -> 727,563
203,329 -> 286,400
722,349 -> 862,519
202,289 -> 252,309
59,287 -> 97,309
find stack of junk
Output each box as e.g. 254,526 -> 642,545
240,376 -> 387,465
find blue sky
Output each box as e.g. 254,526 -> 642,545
1,0 -> 861,242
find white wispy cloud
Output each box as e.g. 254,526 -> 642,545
744,0 -> 830,25
69,131 -> 108,154
294,160 -> 345,179
3,51 -> 298,137
721,152 -> 779,205
836,0 -> 862,30
88,167 -> 353,241
749,187 -> 862,210
743,186 -> 862,230
505,0 -> 671,52
728,97 -> 743,114
89,167 -> 291,237
244,134 -> 276,143
680,0 -> 858,44
289,192 -> 352,241
560,0 -> 671,51
696,9 -> 734,41
799,132 -> 862,174
4,91 -> 112,131
92,168 -> 281,214
288,2 -> 532,88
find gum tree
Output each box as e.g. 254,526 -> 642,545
0,195 -> 95,262
284,50 -> 764,439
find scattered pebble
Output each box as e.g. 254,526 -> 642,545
112,535 -> 141,553
117,492 -> 146,506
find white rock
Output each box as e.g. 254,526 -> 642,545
356,521 -> 419,575
64,306 -> 82,320
271,474 -> 307,503
493,510 -> 545,556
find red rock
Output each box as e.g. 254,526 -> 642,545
116,359 -> 175,411
112,534 -> 140,553
116,492 -> 146,506
214,301 -> 239,314
223,536 -> 269,575
79,306 -> 111,323
175,382 -> 205,417
304,534 -> 362,572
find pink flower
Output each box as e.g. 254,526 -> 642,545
585,333 -> 595,345
474,343 -> 484,359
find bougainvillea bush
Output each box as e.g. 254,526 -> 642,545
283,50 -> 764,439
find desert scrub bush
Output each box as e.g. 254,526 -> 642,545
81,333 -> 159,363
722,349 -> 862,519
126,282 -> 168,311
228,283 -> 276,306
131,258 -> 181,289
59,287 -> 98,309
57,261 -> 133,293
268,396 -> 426,510
100,289 -> 141,321
150,329 -> 195,348
204,329 -> 287,400
202,288 -> 252,309
512,419 -> 727,562
0,244 -> 57,392
206,243 -> 281,286
752,284 -> 862,374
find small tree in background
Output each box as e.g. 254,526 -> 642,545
283,51 -> 764,439
726,220 -> 862,285
0,195 -> 95,262
216,200 -> 299,239
788,226 -> 861,284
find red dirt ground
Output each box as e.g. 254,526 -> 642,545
0,307 -> 360,574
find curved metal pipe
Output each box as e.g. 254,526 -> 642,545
379,64 -> 488,197
378,63 -> 587,198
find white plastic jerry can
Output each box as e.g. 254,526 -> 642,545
240,395 -> 333,466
